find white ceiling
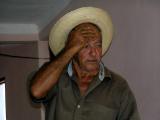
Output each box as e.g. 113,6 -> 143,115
0,0 -> 71,41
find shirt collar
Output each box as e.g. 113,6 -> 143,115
67,61 -> 107,81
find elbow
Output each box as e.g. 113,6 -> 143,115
30,86 -> 45,99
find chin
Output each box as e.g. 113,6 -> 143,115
85,65 -> 99,75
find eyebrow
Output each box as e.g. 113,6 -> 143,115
92,40 -> 102,44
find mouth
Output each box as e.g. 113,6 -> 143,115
86,60 -> 98,63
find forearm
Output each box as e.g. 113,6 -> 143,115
31,46 -> 81,99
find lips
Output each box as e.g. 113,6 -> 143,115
86,60 -> 98,63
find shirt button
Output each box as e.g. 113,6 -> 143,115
77,104 -> 81,109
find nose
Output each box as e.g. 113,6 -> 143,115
89,47 -> 96,57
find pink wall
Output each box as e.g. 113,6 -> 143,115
0,42 -> 42,120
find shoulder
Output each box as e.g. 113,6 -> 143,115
111,71 -> 128,87
104,67 -> 129,89
104,67 -> 133,99
104,67 -> 138,106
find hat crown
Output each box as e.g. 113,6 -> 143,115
49,7 -> 113,56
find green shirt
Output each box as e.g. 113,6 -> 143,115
30,66 -> 140,120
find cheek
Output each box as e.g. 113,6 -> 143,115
80,53 -> 88,62
95,48 -> 102,59
78,48 -> 102,61
77,51 -> 89,64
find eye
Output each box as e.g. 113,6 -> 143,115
84,44 -> 89,48
95,44 -> 102,48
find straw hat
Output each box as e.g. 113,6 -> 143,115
49,7 -> 113,56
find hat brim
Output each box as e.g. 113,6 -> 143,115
49,7 -> 113,56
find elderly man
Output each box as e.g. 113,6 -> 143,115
30,7 -> 140,120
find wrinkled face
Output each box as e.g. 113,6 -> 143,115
72,23 -> 102,74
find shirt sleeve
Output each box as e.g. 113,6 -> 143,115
117,83 -> 141,120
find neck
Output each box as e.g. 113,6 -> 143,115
73,60 -> 97,81
72,60 -> 99,95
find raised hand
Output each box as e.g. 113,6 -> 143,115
65,23 -> 101,52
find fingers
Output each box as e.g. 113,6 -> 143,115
76,27 -> 96,34
67,24 -> 100,49
74,27 -> 99,40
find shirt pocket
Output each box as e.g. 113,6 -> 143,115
82,101 -> 118,120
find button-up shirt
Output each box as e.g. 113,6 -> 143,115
30,64 -> 140,120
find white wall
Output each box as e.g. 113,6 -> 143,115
0,84 -> 6,120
